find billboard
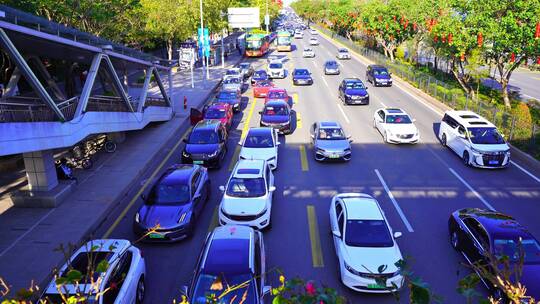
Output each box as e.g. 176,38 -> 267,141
227,7 -> 260,28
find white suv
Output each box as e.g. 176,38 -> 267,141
439,110 -> 510,168
267,60 -> 285,79
303,47 -> 315,58
329,193 -> 404,293
239,127 -> 280,170
219,159 -> 276,229
41,239 -> 146,304
373,108 -> 419,144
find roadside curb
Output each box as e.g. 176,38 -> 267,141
32,56 -> 244,300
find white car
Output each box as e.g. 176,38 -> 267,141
337,48 -> 351,60
267,60 -> 286,79
302,47 -> 315,58
373,108 -> 419,144
239,127 -> 280,170
294,32 -> 303,39
41,239 -> 146,303
329,193 -> 404,293
309,37 -> 319,45
223,68 -> 241,81
439,110 -> 510,168
222,75 -> 243,93
310,29 -> 317,35
219,159 -> 276,230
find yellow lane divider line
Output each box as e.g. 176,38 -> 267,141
299,145 -> 309,171
293,93 -> 298,104
307,205 -> 324,268
207,206 -> 219,232
297,112 -> 303,129
103,127 -> 192,238
228,146 -> 241,172
228,98 -> 258,171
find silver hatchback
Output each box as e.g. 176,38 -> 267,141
310,121 -> 352,161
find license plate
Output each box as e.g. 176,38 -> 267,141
193,160 -> 204,165
489,160 -> 499,165
329,154 -> 340,159
149,233 -> 165,239
367,283 -> 386,289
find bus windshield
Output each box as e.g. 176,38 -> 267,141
246,39 -> 262,50
277,36 -> 291,45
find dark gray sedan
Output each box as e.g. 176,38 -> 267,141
310,121 -> 352,161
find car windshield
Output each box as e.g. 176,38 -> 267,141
224,78 -> 240,84
468,127 -> 506,145
256,81 -> 272,87
226,70 -> 239,75
326,61 -> 337,67
263,105 -> 288,116
244,133 -> 274,148
268,91 -> 287,99
345,82 -> 365,89
192,273 -> 256,304
189,129 -> 219,144
218,91 -> 237,99
339,49 -> 348,53
148,183 -> 190,205
318,128 -> 346,140
386,115 -> 412,124
374,69 -> 389,76
345,220 -> 394,247
269,63 -> 282,69
304,48 -> 312,52
239,63 -> 250,69
205,109 -> 226,119
226,177 -> 266,197
294,70 -> 309,76
493,238 -> 540,264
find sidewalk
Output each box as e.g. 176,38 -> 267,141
0,54 -> 242,298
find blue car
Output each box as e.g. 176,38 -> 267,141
216,89 -> 242,112
134,164 -> 210,242
292,68 -> 313,86
251,69 -> 269,85
366,65 -> 393,87
259,100 -> 292,134
338,78 -> 369,105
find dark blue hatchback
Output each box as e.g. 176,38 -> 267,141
133,164 -> 210,242
338,78 -> 369,105
292,68 -> 313,86
251,70 -> 269,85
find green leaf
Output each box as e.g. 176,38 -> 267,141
96,259 -> 109,273
410,281 -> 431,304
66,269 -> 82,282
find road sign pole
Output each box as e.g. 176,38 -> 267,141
221,29 -> 225,69
190,49 -> 195,88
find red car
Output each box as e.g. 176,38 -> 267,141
190,102 -> 233,130
264,88 -> 292,106
253,80 -> 275,98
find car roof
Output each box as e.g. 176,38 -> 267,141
383,108 -> 407,115
207,103 -> 229,110
269,60 -> 282,64
268,88 -> 286,93
325,60 -> 337,64
194,119 -> 221,130
319,121 -> 341,128
445,110 -> 496,128
369,64 -> 387,69
339,48 -> 348,51
343,78 -> 363,83
458,208 -> 532,240
228,67 -> 240,72
247,127 -> 273,137
160,165 -> 196,184
342,197 -> 384,221
265,100 -> 289,107
218,89 -> 239,94
233,159 -> 266,177
239,62 -> 251,67
203,226 -> 253,275
294,68 -> 309,72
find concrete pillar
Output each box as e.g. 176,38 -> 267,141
23,150 -> 58,191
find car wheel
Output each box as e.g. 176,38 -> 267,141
450,230 -> 460,250
441,134 -> 447,147
136,277 -> 145,304
463,151 -> 470,166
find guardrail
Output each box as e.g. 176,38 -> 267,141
0,96 -> 78,122
314,24 -> 540,159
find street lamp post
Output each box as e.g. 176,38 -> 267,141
199,0 -> 209,80
220,11 -> 227,69
265,0 -> 269,33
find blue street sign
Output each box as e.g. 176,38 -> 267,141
198,28 -> 210,57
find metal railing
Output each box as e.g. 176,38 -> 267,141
144,96 -> 168,107
86,96 -> 131,112
315,24 -> 540,159
0,96 -> 78,122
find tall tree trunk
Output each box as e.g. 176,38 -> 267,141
500,78 -> 511,108
450,58 -> 475,98
167,39 -> 173,61
434,56 -> 438,72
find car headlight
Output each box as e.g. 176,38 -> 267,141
364,93 -> 369,97
344,261 -> 361,276
182,150 -> 190,157
135,212 -> 140,223
471,147 -> 483,155
267,156 -> 276,162
316,147 -> 326,154
207,150 -> 219,158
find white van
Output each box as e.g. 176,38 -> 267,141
438,110 -> 510,168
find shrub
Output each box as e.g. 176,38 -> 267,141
511,103 -> 533,141
396,46 -> 406,61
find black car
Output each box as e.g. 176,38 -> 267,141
183,225 -> 270,304
133,164 -> 210,241
366,65 -> 393,87
259,100 -> 292,134
324,60 -> 340,75
338,78 -> 369,105
292,68 -> 313,86
448,208 -> 540,300
182,120 -> 228,168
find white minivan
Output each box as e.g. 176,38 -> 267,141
438,110 -> 510,168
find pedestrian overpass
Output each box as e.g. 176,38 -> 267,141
0,5 -> 174,205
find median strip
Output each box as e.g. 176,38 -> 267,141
228,145 -> 241,172
299,145 -> 309,171
307,205 -> 324,268
207,205 -> 219,232
296,112 -> 303,129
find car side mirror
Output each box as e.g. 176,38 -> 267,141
276,142 -> 281,145
310,134 -> 315,139
219,185 -> 225,192
140,194 -> 147,201
182,138 -> 188,143
259,111 -> 263,114
332,230 -> 341,238
263,286 -> 272,295
412,118 -> 417,122
180,285 -> 189,298
393,232 -> 402,239
346,135 -> 352,139
238,141 -> 243,146
269,186 -> 276,192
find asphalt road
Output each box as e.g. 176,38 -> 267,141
95,29 -> 540,303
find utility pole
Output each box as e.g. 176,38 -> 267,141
265,0 -> 269,33
199,0 -> 209,80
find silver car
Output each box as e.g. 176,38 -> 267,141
238,62 -> 254,80
310,121 -> 352,161
222,76 -> 243,93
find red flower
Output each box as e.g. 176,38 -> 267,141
535,22 -> 540,39
305,281 -> 316,296
537,56 -> 540,65
447,33 -> 453,44
477,32 -> 483,47
510,52 -> 515,63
